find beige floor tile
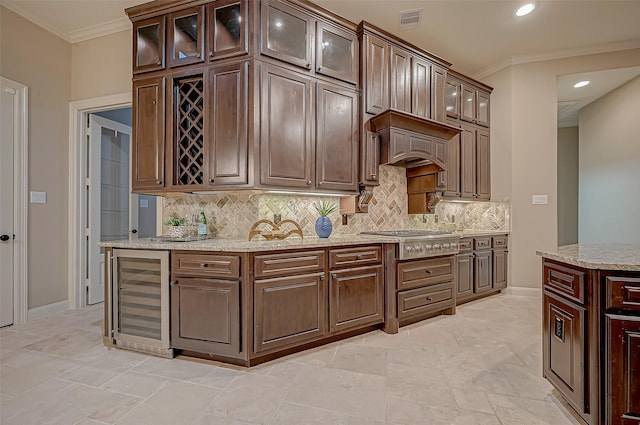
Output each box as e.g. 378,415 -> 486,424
102,371 -> 169,398
421,406 -> 502,425
385,396 -> 424,424
269,402 -> 350,425
285,364 -> 386,420
116,381 -> 219,425
452,388 -> 495,414
330,344 -> 387,376
443,365 -> 516,395
207,372 -> 290,425
487,393 -> 583,425
385,362 -> 456,408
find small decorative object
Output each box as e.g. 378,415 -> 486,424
197,211 -> 208,239
313,200 -> 337,238
164,212 -> 187,238
248,219 -> 303,241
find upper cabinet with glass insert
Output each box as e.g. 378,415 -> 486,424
168,6 -> 205,68
261,1 -> 314,70
207,0 -> 248,60
316,22 -> 358,84
133,16 -> 166,74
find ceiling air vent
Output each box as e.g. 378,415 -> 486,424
399,9 -> 422,30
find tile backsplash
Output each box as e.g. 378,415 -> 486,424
162,165 -> 510,239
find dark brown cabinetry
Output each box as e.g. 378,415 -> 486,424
132,76 -> 165,191
168,6 -> 205,68
492,236 -> 508,290
316,21 -> 358,85
456,235 -> 508,304
439,71 -> 492,200
329,246 -> 383,333
259,63 -> 314,188
133,16 -> 166,74
316,82 -> 359,191
170,252 -> 242,357
362,33 -> 390,115
605,276 -> 640,425
207,0 -> 248,60
390,46 -> 411,113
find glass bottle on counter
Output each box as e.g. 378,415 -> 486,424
197,211 -> 208,239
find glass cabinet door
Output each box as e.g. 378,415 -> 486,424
169,6 -> 204,67
445,79 -> 460,118
208,0 -> 247,60
316,22 -> 358,84
477,91 -> 490,127
260,1 -> 313,70
460,84 -> 476,123
133,16 -> 165,73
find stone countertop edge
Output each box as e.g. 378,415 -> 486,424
455,230 -> 510,238
98,234 -> 395,252
536,243 -> 640,271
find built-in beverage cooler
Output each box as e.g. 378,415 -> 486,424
110,249 -> 172,358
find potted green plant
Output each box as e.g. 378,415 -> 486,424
164,212 -> 187,237
313,200 -> 337,238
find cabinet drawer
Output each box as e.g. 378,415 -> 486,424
329,246 -> 381,268
492,235 -> 508,249
458,238 -> 472,253
606,276 -> 640,311
543,261 -> 585,304
397,257 -> 454,291
398,283 -> 453,319
254,250 -> 325,278
172,253 -> 240,279
474,237 -> 491,250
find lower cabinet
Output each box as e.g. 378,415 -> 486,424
170,252 -> 243,358
456,235 -> 508,304
329,265 -> 383,333
606,314 -> 640,425
543,290 -> 586,414
254,272 -> 327,353
171,278 -> 240,356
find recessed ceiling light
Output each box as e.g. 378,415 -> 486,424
516,3 -> 535,16
574,81 -> 590,88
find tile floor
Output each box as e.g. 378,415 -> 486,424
0,293 -> 582,425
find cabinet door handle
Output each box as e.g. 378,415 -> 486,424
426,296 -> 433,301
318,181 -> 323,186
209,178 -> 215,184
425,270 -> 433,274
170,280 -> 177,287
332,273 -> 337,279
307,180 -> 312,185
356,255 -> 363,260
156,180 -> 162,185
196,53 -> 201,58
156,61 -> 161,65
201,263 -> 209,268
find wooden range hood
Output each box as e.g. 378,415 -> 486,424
369,109 -> 461,169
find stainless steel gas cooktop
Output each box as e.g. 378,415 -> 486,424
360,230 -> 460,260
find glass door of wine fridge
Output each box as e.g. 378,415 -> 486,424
112,249 -> 172,357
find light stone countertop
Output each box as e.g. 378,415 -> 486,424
536,243 -> 640,271
454,230 -> 510,238
98,234 -> 394,252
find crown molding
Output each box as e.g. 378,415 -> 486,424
475,39 -> 640,80
69,17 -> 131,43
2,3 -> 130,44
2,2 -> 70,42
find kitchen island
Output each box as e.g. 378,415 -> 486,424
537,244 -> 640,425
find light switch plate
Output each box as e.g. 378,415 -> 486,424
140,199 -> 149,208
30,191 -> 47,204
532,195 -> 548,205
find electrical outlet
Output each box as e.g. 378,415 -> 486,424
30,191 -> 46,204
532,195 -> 548,205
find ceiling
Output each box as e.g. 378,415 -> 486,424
3,0 -> 640,123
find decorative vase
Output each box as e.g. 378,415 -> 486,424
167,225 -> 186,238
315,216 -> 332,238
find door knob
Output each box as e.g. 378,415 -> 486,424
0,234 -> 10,241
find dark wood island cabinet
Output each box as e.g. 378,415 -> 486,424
538,245 -> 640,425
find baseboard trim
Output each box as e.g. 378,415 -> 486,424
27,300 -> 68,321
505,287 -> 542,297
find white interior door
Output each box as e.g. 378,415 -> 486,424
0,85 -> 15,326
87,115 -> 133,305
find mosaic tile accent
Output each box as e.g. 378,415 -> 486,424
162,165 -> 510,239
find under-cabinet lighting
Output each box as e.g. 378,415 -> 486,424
266,190 -> 346,197
574,80 -> 590,88
515,3 -> 535,16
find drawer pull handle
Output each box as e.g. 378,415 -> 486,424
426,270 -> 433,274
357,255 -> 363,260
201,263 -> 209,268
426,296 -> 433,301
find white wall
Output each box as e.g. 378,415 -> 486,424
484,48 -> 640,288
1,7 -> 71,309
578,76 -> 640,243
557,126 -> 579,246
